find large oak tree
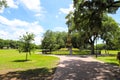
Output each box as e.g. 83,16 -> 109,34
73,0 -> 120,54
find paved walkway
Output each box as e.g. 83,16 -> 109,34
52,55 -> 120,80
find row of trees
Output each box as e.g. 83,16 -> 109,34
41,30 -> 84,52
41,30 -> 89,51
41,19 -> 120,52
0,39 -> 19,49
0,38 -> 40,49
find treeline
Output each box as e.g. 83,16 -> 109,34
96,43 -> 120,50
41,30 -> 90,51
0,39 -> 19,49
0,38 -> 40,49
42,29 -> 120,52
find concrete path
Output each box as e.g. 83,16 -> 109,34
52,55 -> 120,80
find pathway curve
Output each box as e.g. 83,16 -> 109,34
52,55 -> 120,80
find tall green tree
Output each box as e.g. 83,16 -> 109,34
19,32 -> 35,61
73,0 -> 120,54
66,12 -> 75,55
41,30 -> 67,51
101,14 -> 119,50
41,30 -> 56,51
56,32 -> 66,49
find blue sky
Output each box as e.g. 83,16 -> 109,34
0,0 -> 119,44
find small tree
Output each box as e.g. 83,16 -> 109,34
19,32 -> 35,61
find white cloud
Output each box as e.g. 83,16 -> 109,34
53,27 -> 68,32
6,0 -> 18,8
0,7 -> 4,13
0,0 -> 18,13
34,35 -> 43,44
19,0 -> 44,18
0,16 -> 29,27
0,16 -> 44,44
20,0 -> 42,13
59,4 -> 74,14
35,13 -> 42,17
0,30 -> 9,39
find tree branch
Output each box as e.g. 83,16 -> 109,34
108,1 -> 120,8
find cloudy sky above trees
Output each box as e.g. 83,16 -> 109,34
0,0 -> 119,44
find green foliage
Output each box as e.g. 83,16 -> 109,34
19,32 -> 35,53
0,38 -> 40,50
19,32 -> 35,60
41,30 -> 56,51
41,30 -> 67,51
71,32 -> 89,49
0,0 -> 7,9
101,14 -> 120,50
67,0 -> 120,54
95,44 -> 106,50
0,39 -> 4,49
0,39 -> 19,49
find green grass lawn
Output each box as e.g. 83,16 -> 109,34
51,48 -> 90,55
0,49 -> 59,80
97,56 -> 119,65
101,50 -> 119,55
51,49 -> 120,66
0,49 -> 59,70
96,50 -> 119,66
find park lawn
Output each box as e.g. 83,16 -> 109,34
0,49 -> 59,75
101,50 -> 119,55
96,50 -> 119,66
52,48 -> 90,55
52,49 -> 119,66
97,56 -> 119,65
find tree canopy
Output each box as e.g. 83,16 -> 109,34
65,0 -> 120,54
0,0 -> 7,9
19,32 -> 35,60
41,30 -> 67,51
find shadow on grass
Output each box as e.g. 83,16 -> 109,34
0,67 -> 56,80
12,59 -> 31,62
108,62 -> 119,66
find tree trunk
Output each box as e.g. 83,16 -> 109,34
91,42 -> 95,55
26,52 -> 28,61
69,47 -> 72,55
